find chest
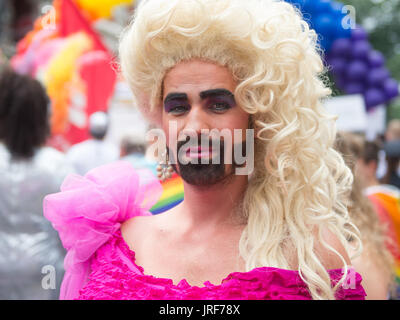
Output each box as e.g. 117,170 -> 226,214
131,230 -> 246,287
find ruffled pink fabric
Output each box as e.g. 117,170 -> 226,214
43,161 -> 163,300
76,230 -> 366,300
44,161 -> 366,300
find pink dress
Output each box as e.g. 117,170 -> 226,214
43,162 -> 366,300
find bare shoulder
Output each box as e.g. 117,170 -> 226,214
120,214 -> 158,248
314,226 -> 352,270
121,214 -> 154,231
350,248 -> 390,299
120,210 -> 174,249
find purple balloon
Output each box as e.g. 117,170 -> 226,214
364,88 -> 386,109
351,26 -> 368,41
344,82 -> 365,94
351,40 -> 371,59
346,60 -> 368,81
328,57 -> 347,75
330,38 -> 352,57
334,76 -> 346,90
324,53 -> 334,66
367,68 -> 390,87
368,50 -> 385,68
383,78 -> 399,100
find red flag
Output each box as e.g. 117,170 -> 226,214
79,51 -> 117,116
46,0 -> 117,151
59,0 -> 108,52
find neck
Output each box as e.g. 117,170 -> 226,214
174,173 -> 248,232
362,174 -> 380,188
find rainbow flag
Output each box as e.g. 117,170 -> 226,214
150,172 -> 184,214
366,185 -> 400,298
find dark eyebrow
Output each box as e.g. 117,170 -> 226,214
199,88 -> 234,99
164,89 -> 234,104
164,92 -> 188,104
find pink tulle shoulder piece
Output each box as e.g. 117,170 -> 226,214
43,161 -> 163,300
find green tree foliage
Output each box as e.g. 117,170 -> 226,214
333,0 -> 400,119
346,0 -> 400,80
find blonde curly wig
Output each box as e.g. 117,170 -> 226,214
119,0 -> 362,299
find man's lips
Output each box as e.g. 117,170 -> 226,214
186,147 -> 214,158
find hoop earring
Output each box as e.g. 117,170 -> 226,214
156,149 -> 174,181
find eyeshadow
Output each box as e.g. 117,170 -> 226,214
207,95 -> 236,106
163,92 -> 189,113
164,100 -> 190,113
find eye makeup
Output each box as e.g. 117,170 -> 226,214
164,92 -> 188,103
206,96 -> 236,112
200,88 -> 236,112
164,93 -> 190,114
164,102 -> 190,115
199,88 -> 235,100
163,88 -> 236,114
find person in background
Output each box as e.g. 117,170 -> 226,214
338,132 -> 400,298
335,132 -> 396,299
0,66 -> 74,299
362,138 -> 400,299
358,140 -> 400,256
382,139 -> 400,190
376,119 -> 400,181
120,132 -> 157,175
385,120 -> 400,142
66,111 -> 120,175
353,135 -> 400,251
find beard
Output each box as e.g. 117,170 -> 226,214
167,135 -> 247,187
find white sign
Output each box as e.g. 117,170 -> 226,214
323,94 -> 368,133
365,104 -> 386,141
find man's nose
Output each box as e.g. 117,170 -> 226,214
180,105 -> 211,138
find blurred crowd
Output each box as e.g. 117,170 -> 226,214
334,127 -> 400,299
0,66 -> 156,299
0,66 -> 399,300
